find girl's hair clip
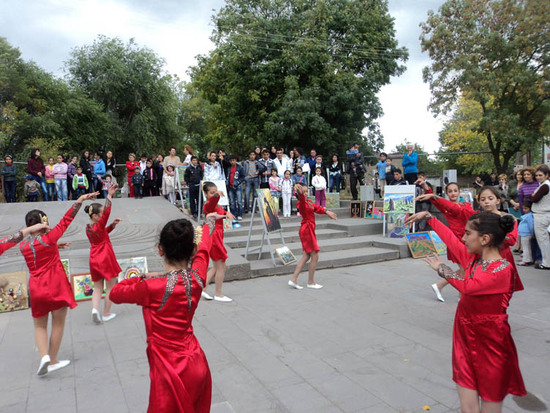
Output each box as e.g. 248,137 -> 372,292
194,226 -> 203,246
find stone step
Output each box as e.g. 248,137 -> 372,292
225,228 -> 349,249
248,246 -> 399,277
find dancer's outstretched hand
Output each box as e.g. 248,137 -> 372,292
326,210 -> 338,220
58,242 -> 72,249
108,184 -> 119,197
226,211 -> 236,221
405,211 -> 431,225
424,255 -> 443,271
77,192 -> 100,203
415,194 -> 435,202
111,218 -> 122,228
22,223 -> 50,237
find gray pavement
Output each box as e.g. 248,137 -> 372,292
1,256 -> 549,412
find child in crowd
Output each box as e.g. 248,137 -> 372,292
289,183 -> 337,290
131,166 -> 144,199
45,157 -> 56,201
72,166 -> 89,198
143,159 -> 157,197
281,170 -> 293,217
162,164 -> 176,204
312,167 -> 327,207
201,181 -> 234,302
1,154 -> 17,203
102,175 -> 114,199
126,153 -> 139,198
67,155 -> 78,200
517,200 -> 535,266
292,166 -> 307,186
184,156 -> 203,218
52,154 -> 68,201
139,154 -> 148,174
406,211 -> 526,411
110,214 -> 222,412
269,168 -> 282,210
24,175 -> 41,202
84,184 -> 122,324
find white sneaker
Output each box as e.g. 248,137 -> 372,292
431,283 -> 445,302
201,291 -> 213,300
237,216 -> 243,221
102,313 -> 117,322
92,308 -> 102,324
214,295 -> 232,302
37,355 -> 50,376
47,360 -> 70,373
288,280 -> 303,290
307,283 -> 323,289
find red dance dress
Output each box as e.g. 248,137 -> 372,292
429,217 -> 526,402
297,193 -> 326,253
126,160 -> 140,198
203,195 -> 228,262
85,198 -> 122,282
19,204 -> 80,318
0,231 -> 24,255
110,225 -> 213,413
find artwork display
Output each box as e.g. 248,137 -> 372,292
256,189 -> 281,232
275,246 -> 297,265
350,201 -> 361,218
223,219 -> 233,231
72,273 -> 105,301
384,185 -> 416,238
364,201 -> 384,219
177,166 -> 188,189
429,231 -> 447,256
325,193 -> 340,209
117,257 -> 148,282
405,232 -> 438,258
0,271 -> 29,313
200,179 -> 229,206
61,258 -> 70,279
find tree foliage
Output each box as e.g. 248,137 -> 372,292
188,0 -> 407,156
420,0 -> 550,173
66,36 -> 182,156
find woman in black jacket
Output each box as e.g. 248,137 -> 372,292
80,149 -> 93,193
328,154 -> 343,193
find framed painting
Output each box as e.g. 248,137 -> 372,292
429,231 -> 447,256
275,246 -> 297,265
117,257 -> 148,282
364,201 -> 374,218
350,201 -> 361,218
71,273 -> 105,301
256,188 -> 281,233
405,232 -> 438,258
384,185 -> 415,237
61,258 -> 70,280
223,219 -> 233,231
386,212 -> 410,238
0,271 -> 29,313
372,206 -> 384,220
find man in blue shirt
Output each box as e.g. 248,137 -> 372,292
402,144 -> 418,185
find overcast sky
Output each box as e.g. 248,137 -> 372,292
1,0 -> 446,153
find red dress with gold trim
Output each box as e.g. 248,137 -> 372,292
0,231 -> 24,255
297,193 -> 326,253
86,198 -> 122,282
203,195 -> 228,262
19,204 -> 80,318
110,226 -> 213,413
429,217 -> 526,402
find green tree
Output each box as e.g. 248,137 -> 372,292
66,36 -> 182,155
420,0 -> 550,173
189,0 -> 407,156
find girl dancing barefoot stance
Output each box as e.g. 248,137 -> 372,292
84,183 -> 122,324
201,182 -> 235,302
406,211 -> 525,412
110,213 -> 222,413
20,192 -> 99,375
289,183 -> 337,289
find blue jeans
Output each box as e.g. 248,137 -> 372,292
227,186 -> 243,218
244,177 -> 259,212
55,178 -> 68,201
74,187 -> 86,198
31,176 -> 48,201
46,182 -> 56,201
329,174 -> 341,193
4,181 -> 16,202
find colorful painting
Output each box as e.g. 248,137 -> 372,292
429,231 -> 447,256
364,201 -> 374,218
325,193 -> 340,209
71,273 -> 105,301
118,257 -> 148,282
384,185 -> 416,238
256,188 -> 281,233
372,206 -> 384,219
177,166 -> 188,189
384,193 -> 415,214
0,272 -> 29,313
386,212 -> 410,238
275,246 -> 297,265
201,179 -> 229,207
61,258 -> 70,280
223,219 -> 233,231
405,232 -> 438,258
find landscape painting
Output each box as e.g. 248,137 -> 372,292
386,213 -> 410,238
275,246 -> 297,265
430,231 -> 447,256
405,232 -> 438,258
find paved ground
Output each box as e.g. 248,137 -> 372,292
1,254 -> 549,412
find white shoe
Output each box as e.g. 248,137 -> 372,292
307,283 -> 323,289
102,313 -> 117,322
201,291 -> 213,300
92,308 -> 102,324
47,360 -> 70,373
214,295 -> 232,302
237,216 -> 243,221
288,280 -> 303,290
37,355 -> 50,376
431,283 -> 445,302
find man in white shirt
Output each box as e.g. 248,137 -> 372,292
273,148 -> 292,178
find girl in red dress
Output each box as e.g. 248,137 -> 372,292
0,223 -> 50,255
201,181 -> 235,302
289,183 -> 337,289
126,153 -> 139,198
415,180 -> 474,301
84,183 -> 122,324
20,191 -> 99,375
110,214 -> 222,413
406,211 -> 526,412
